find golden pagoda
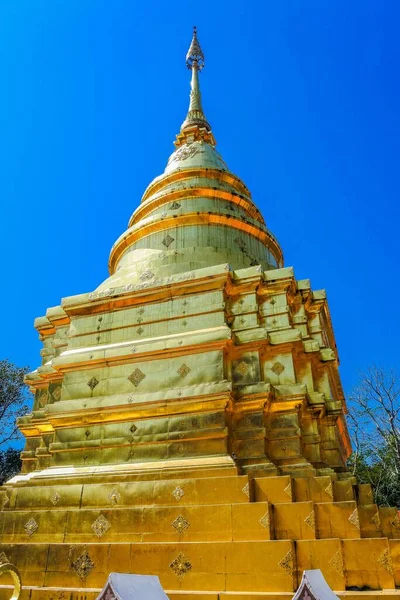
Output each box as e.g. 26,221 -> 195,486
1,28 -> 400,600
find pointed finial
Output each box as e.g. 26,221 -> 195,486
186,26 -> 205,70
177,27 -> 214,145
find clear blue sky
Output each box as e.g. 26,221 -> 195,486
0,0 -> 399,400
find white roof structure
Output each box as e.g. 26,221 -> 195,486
95,573 -> 170,600
293,570 -> 340,600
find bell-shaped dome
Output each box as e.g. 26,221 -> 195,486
165,141 -> 228,174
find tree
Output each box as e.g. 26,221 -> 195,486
0,448 -> 21,485
0,360 -> 29,484
0,359 -> 29,447
347,366 -> 400,507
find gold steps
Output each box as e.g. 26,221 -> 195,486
0,473 -> 399,595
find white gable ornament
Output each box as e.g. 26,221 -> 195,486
293,570 -> 340,600
96,573 -> 170,600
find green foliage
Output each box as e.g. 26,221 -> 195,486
347,366 -> 400,508
0,359 -> 29,484
0,359 -> 29,447
0,448 -> 22,485
348,439 -> 400,508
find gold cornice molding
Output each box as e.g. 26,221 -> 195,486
109,213 -> 283,274
44,395 -> 231,430
63,272 -> 229,317
50,338 -> 230,375
129,186 -> 264,228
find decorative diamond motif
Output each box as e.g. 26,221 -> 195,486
236,361 -> 249,376
378,548 -> 394,575
140,269 -> 154,281
259,512 -> 270,530
370,512 -> 381,531
284,482 -> 292,498
0,551 -> 9,564
72,550 -> 95,580
242,482 -> 250,498
391,513 -> 400,531
364,486 -> 374,503
304,511 -> 315,531
39,390 -> 48,407
271,362 -> 285,375
278,549 -> 293,577
52,386 -> 62,401
92,514 -> 111,538
329,549 -> 344,577
324,481 -> 333,498
172,515 -> 190,533
127,394 -> 135,404
162,234 -> 175,248
87,377 -> 99,390
348,508 -> 360,529
177,364 -> 191,378
170,201 -> 181,209
51,491 -> 61,506
172,486 -> 184,501
131,346 -> 138,353
107,488 -> 121,505
169,552 -> 192,580
137,326 -> 144,335
24,517 -> 38,537
130,424 -> 137,433
128,368 -> 146,387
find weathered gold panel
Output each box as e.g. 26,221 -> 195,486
273,502 -> 316,540
315,501 -> 361,539
295,539 -> 346,591
254,476 -> 293,503
342,539 -> 395,590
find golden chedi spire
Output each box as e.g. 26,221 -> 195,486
11,32 -> 392,600
101,28 -> 283,292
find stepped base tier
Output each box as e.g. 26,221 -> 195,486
1,466 -> 400,598
2,28 -> 399,600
